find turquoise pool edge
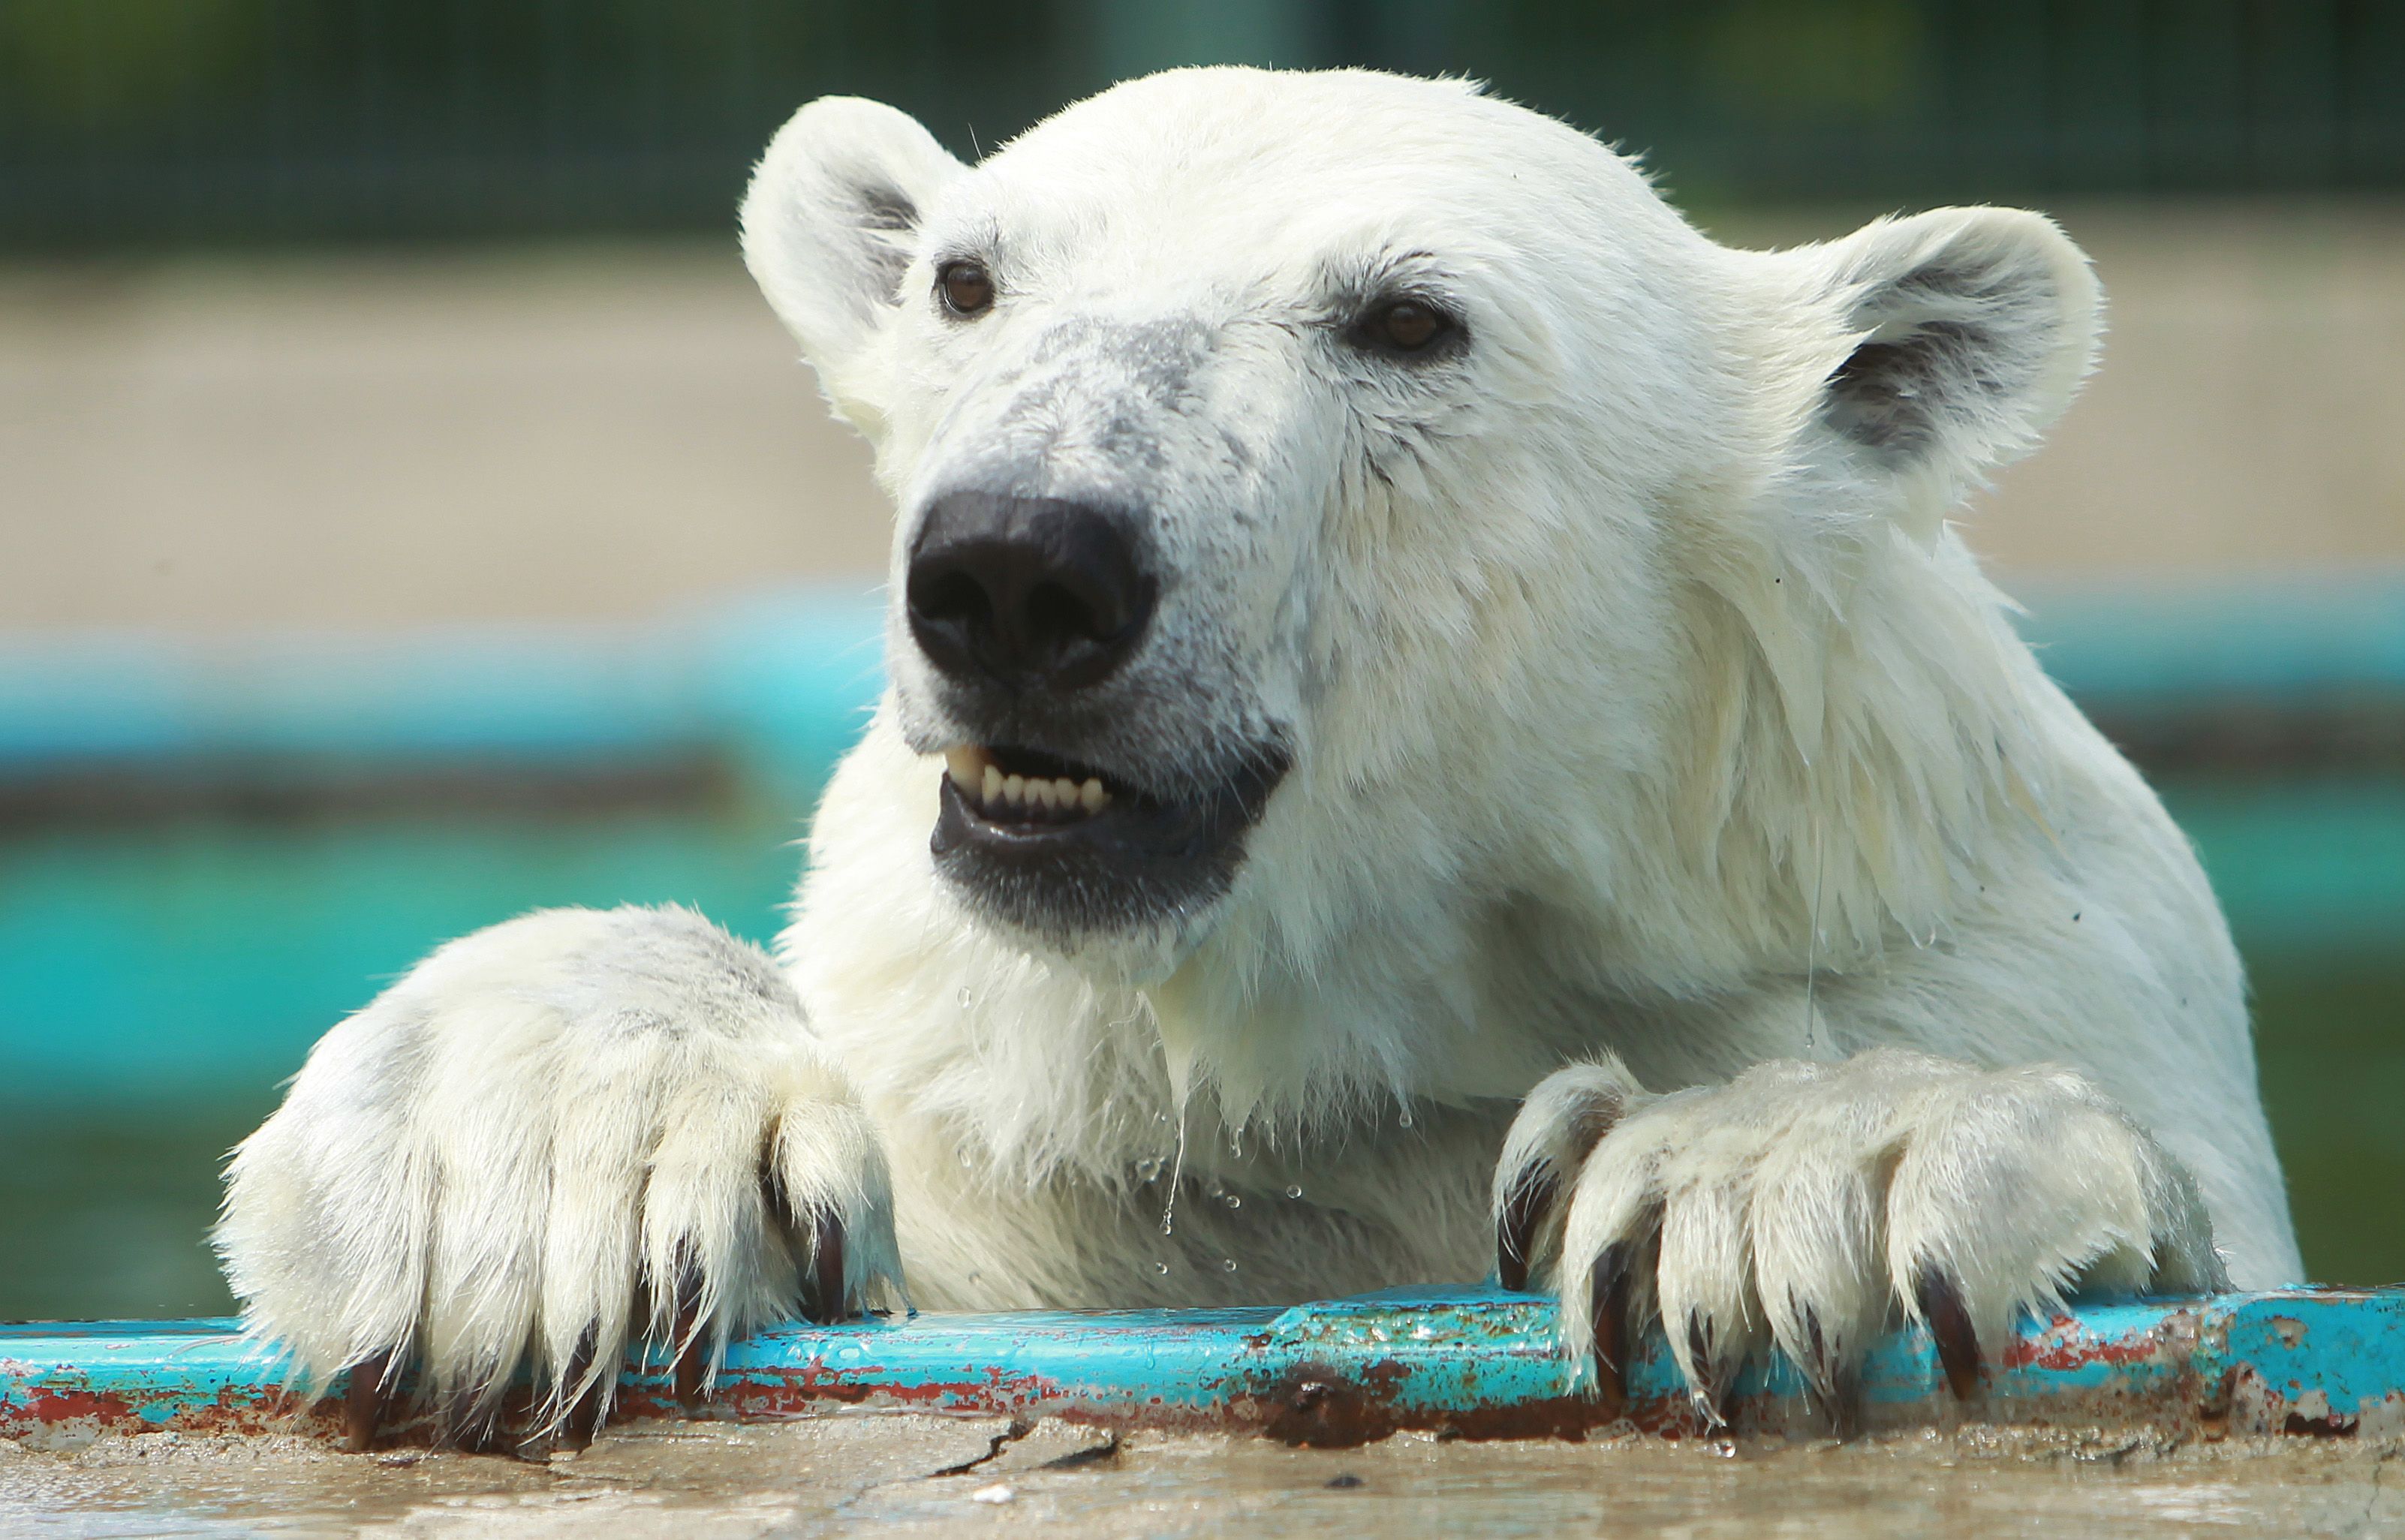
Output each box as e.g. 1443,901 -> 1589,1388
5,1287 -> 2400,1445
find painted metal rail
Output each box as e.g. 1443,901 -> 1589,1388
5,1286 -> 2400,1448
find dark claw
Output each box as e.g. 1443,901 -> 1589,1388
558,1324 -> 607,1451
1682,1310 -> 1736,1427
342,1348 -> 395,1453
1795,1299 -> 1857,1434
766,1163 -> 849,1325
802,1208 -> 848,1324
448,1401 -> 503,1454
1914,1259 -> 1982,1401
1587,1243 -> 1636,1421
1684,1310 -> 1728,1424
1496,1166 -> 1561,1293
670,1253 -> 708,1408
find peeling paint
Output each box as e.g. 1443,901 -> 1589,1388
4,1287 -> 2400,1448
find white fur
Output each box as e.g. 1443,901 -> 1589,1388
218,68 -> 2300,1424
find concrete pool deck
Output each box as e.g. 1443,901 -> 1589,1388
5,1415 -> 2403,1538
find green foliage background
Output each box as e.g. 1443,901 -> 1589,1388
2,0 -> 2398,247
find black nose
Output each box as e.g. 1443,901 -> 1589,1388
906,492 -> 1156,693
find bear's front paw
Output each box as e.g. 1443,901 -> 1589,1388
215,907 -> 903,1451
1491,1048 -> 2225,1422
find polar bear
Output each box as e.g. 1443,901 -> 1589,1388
217,67 -> 2300,1444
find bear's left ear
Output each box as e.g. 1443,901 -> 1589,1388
740,97 -> 968,384
1801,206 -> 2100,522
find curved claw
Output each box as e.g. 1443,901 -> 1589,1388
1496,1166 -> 1561,1293
1913,1260 -> 1982,1400
557,1325 -> 607,1451
341,1348 -> 396,1453
1587,1242 -> 1636,1420
766,1160 -> 850,1325
670,1256 -> 708,1408
1683,1310 -> 1731,1427
805,1207 -> 848,1323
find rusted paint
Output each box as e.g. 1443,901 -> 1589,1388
5,1287 -> 2400,1448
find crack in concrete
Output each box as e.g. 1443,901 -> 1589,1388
930,1418 -> 1033,1478
2364,1442 -> 2396,1533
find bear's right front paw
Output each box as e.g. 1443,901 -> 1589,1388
215,907 -> 902,1450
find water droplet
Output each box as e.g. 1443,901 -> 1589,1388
1285,1184 -> 1304,1200
956,986 -> 972,1008
1206,1178 -> 1226,1199
1153,1262 -> 1169,1276
1135,1155 -> 1166,1182
1222,1259 -> 1238,1272
1160,1214 -> 1175,1236
1398,1108 -> 1415,1129
1224,1194 -> 1241,1209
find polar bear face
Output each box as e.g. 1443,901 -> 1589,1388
742,68 -> 2099,977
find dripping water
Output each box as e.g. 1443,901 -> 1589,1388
1803,811 -> 1826,1056
1160,1095 -> 1190,1238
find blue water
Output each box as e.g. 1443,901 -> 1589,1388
3,780 -> 2397,1105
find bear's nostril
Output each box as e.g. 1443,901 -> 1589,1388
912,569 -> 994,632
1025,582 -> 1105,647
905,492 -> 1155,693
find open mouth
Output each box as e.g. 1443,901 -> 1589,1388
929,739 -> 1290,934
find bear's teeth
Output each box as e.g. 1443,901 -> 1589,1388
951,747 -> 1112,820
944,745 -> 989,791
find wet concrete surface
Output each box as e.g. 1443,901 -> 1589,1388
5,1413 -> 2401,1538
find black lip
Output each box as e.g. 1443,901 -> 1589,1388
930,743 -> 1290,936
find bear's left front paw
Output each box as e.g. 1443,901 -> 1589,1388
1491,1048 -> 2226,1421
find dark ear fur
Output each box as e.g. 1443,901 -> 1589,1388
740,97 -> 967,377
1812,208 -> 2100,490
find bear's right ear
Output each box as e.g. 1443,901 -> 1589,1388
740,97 -> 968,379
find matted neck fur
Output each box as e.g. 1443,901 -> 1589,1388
218,67 -> 2298,1445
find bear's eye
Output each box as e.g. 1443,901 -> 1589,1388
937,260 -> 995,319
1349,296 -> 1459,359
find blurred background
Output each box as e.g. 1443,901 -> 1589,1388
2,0 -> 2400,1319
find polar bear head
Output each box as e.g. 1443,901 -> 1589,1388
742,68 -> 2098,985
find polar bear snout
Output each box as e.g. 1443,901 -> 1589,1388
890,349 -> 1300,940
905,489 -> 1292,940
905,490 -> 1157,696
